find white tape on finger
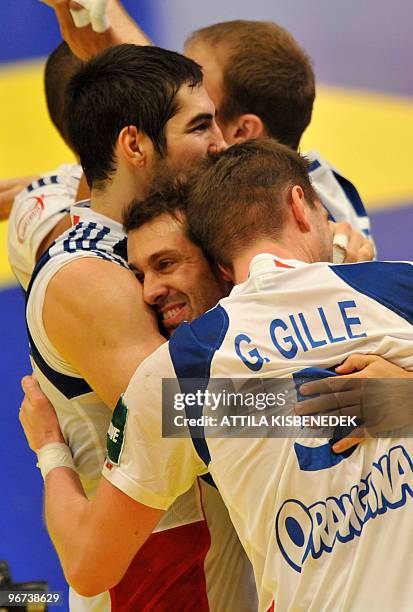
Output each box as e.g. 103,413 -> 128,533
332,233 -> 349,264
70,6 -> 91,27
333,233 -> 349,251
90,0 -> 110,32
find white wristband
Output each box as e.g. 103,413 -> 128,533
36,442 -> 76,480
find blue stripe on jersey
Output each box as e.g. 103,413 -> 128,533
26,247 -> 93,399
59,223 -> 128,269
332,171 -> 369,220
308,159 -> 321,173
113,237 -> 128,261
75,222 -> 96,250
89,226 -> 111,250
50,175 -> 59,185
62,226 -> 80,254
293,441 -> 356,471
169,304 -> 230,467
26,221 -> 128,400
330,261 -> 413,326
28,328 -> 93,399
293,367 -> 357,471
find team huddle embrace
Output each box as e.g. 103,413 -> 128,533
5,1 -> 413,611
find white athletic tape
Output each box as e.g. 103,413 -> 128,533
332,233 -> 349,263
332,245 -> 346,264
332,233 -> 349,251
90,0 -> 110,32
70,6 -> 91,27
37,442 -> 76,480
69,0 -> 110,32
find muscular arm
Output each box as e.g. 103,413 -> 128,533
20,373 -> 163,594
43,257 -> 164,408
44,468 -> 162,595
20,351 -> 202,595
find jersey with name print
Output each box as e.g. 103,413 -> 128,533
8,164 -> 82,290
307,151 -> 372,237
104,254 -> 413,612
26,201 -> 257,612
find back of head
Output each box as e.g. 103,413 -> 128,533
44,41 -> 82,150
123,176 -> 188,234
65,44 -> 203,189
186,20 -> 315,149
186,138 -> 316,268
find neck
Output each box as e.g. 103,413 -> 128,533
232,237 -> 317,284
90,166 -> 148,224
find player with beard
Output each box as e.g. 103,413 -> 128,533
24,43 -> 257,612
38,0 -> 374,262
20,139 -> 413,611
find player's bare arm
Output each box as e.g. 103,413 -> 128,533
43,257 -> 164,408
40,0 -> 151,60
19,376 -> 162,595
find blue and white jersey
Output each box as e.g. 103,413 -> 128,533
104,254 -> 413,611
26,200 -> 128,498
306,151 -> 371,237
8,163 -> 82,290
26,202 -> 257,612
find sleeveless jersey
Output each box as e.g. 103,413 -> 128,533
8,164 -> 82,290
307,151 -> 371,237
26,200 -> 257,612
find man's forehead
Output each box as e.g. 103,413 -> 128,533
174,82 -> 216,118
183,41 -> 227,114
128,213 -> 189,266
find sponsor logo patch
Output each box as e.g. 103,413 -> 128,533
106,395 -> 128,466
275,445 -> 413,572
17,196 -> 45,243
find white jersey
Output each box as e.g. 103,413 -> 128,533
8,164 -> 82,290
26,201 -> 256,612
104,254 -> 413,611
307,151 -> 371,237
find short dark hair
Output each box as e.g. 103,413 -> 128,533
186,139 -> 317,269
65,44 -> 203,189
186,20 -> 315,149
123,177 -> 189,233
44,41 -> 82,149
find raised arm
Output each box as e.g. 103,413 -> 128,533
40,0 -> 152,59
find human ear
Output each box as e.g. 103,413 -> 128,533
290,185 -> 311,232
226,114 -> 266,144
117,126 -> 148,168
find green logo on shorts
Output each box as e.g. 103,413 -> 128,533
106,395 -> 128,465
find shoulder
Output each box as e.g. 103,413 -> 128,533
169,304 -> 230,380
329,261 -> 413,324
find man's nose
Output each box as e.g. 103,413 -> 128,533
143,276 -> 169,306
208,124 -> 227,156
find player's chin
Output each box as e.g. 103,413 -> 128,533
163,311 -> 190,335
